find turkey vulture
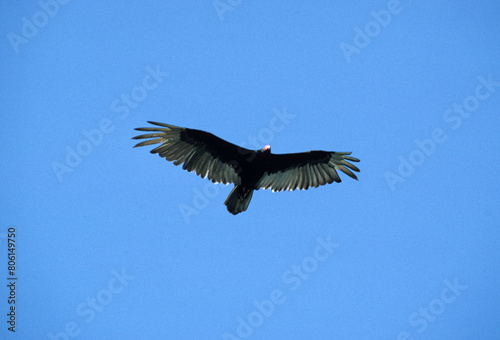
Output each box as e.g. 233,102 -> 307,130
133,121 -> 359,215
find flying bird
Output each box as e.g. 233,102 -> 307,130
133,121 -> 360,215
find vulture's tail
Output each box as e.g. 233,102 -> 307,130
224,185 -> 254,215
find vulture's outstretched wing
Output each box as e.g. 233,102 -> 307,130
257,151 -> 359,192
132,121 -> 253,185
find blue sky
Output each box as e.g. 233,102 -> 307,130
1,1 -> 500,339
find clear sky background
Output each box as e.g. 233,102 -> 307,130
1,1 -> 500,339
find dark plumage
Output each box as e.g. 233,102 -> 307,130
133,121 -> 360,214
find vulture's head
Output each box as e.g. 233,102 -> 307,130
261,145 -> 271,153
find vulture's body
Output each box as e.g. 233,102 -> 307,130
133,121 -> 360,214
